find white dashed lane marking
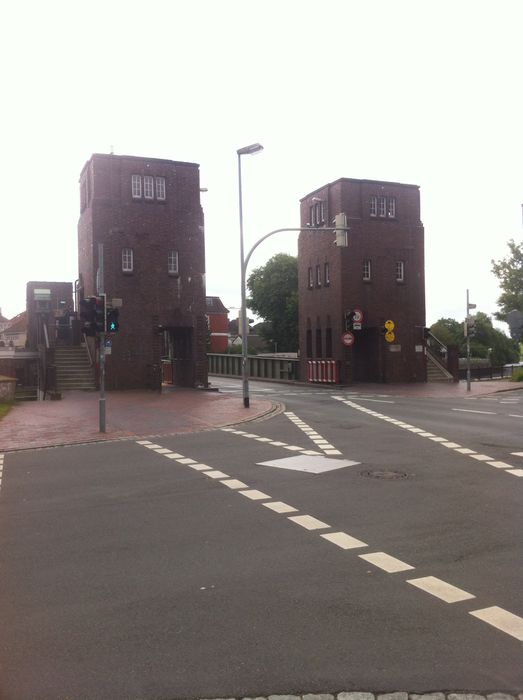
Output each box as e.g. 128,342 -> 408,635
470,606 -> 523,641
284,411 -> 342,455
452,408 -> 496,415
407,576 -> 476,603
134,439 -> 523,644
332,396 -> 523,478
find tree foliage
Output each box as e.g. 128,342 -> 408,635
430,312 -> 519,365
247,253 -> 298,352
491,239 -> 523,319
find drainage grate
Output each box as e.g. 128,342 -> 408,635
360,469 -> 410,480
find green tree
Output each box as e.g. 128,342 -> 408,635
429,318 -> 464,348
247,253 -> 298,352
491,239 -> 523,319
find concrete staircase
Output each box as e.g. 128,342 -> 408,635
427,352 -> 454,382
54,345 -> 97,391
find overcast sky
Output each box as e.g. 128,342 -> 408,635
1,0 -> 521,331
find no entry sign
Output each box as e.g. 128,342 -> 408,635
341,331 -> 355,346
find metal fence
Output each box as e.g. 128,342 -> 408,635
457,365 -> 522,381
208,354 -> 300,381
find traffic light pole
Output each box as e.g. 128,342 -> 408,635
97,244 -> 106,433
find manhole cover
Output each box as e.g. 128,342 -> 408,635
360,469 -> 410,480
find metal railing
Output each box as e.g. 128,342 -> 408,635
208,353 -> 300,381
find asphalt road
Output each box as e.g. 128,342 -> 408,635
0,379 -> 522,699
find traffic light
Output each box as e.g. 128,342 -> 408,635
106,307 -> 120,333
94,295 -> 106,333
79,297 -> 96,336
344,310 -> 356,331
464,315 -> 476,337
334,212 -> 349,247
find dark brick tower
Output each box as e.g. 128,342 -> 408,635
298,178 -> 426,384
78,153 -> 208,389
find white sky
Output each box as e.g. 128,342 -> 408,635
1,0 -> 521,332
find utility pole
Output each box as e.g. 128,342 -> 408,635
465,289 -> 476,392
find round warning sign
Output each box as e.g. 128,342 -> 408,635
385,330 -> 395,343
384,319 -> 395,331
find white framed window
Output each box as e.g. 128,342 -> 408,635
132,175 -> 142,199
315,264 -> 321,287
396,260 -> 405,282
363,259 -> 371,281
387,197 -> 396,218
324,262 -> 330,286
369,196 -> 377,217
144,175 -> 154,199
309,206 -> 314,225
168,250 -> 179,275
156,177 -> 166,200
122,248 -> 134,272
378,196 -> 386,217
308,266 -> 314,288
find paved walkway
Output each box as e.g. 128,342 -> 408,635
0,380 -> 520,453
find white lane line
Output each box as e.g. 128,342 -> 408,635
508,414 -> 523,418
359,552 -> 414,573
321,532 -> 368,550
239,489 -> 271,501
452,408 -> 497,415
441,442 -> 462,449
284,411 -> 343,456
255,437 -> 272,442
164,453 -> 185,459
220,479 -> 248,489
487,461 -> 513,469
407,576 -> 475,603
470,606 -> 523,641
288,514 -> 330,530
353,397 -> 395,404
429,437 -> 448,442
283,445 -> 305,451
511,451 -> 523,457
507,469 -> 523,477
154,448 -> 172,454
469,454 -> 494,461
204,470 -> 230,479
187,463 -> 212,471
176,458 -> 197,464
144,443 -> 163,449
455,447 -> 476,454
262,501 -> 298,514
136,440 -> 152,445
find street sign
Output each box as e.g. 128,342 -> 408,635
341,331 -> 355,346
385,330 -> 395,343
353,308 -> 364,323
353,322 -> 362,331
385,319 -> 395,331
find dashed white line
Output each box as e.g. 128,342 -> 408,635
407,576 -> 475,603
511,451 -> 523,457
321,531 -> 367,550
470,606 -> 523,641
452,408 -> 496,415
469,454 -> 494,461
487,461 -> 513,469
220,479 -> 248,489
239,489 -> 271,501
204,470 -> 229,479
262,501 -> 298,514
288,514 -> 330,530
164,453 -> 185,459
359,552 -> 414,573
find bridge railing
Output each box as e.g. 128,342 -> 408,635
208,353 -> 301,382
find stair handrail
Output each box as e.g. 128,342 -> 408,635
426,329 -> 447,363
83,333 -> 95,366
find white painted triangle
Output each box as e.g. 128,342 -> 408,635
257,454 -> 360,474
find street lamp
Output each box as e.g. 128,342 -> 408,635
237,143 -> 264,408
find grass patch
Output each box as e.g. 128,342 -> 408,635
0,402 -> 12,420
511,367 -> 523,382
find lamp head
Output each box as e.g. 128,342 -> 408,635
237,143 -> 264,156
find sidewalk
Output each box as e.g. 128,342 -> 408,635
0,380 -> 520,453
0,388 -> 276,452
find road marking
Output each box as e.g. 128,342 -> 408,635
164,453 -> 185,459
407,576 -> 475,603
239,489 -> 271,500
288,514 -> 330,530
144,443 -> 163,449
255,437 -> 273,442
508,414 -> 523,418
455,447 -> 476,454
204,470 -> 230,479
284,411 -> 343,456
258,455 -> 360,474
176,458 -> 197,464
452,408 -> 496,415
136,440 -> 152,445
220,479 -> 248,489
429,436 -> 448,442
187,463 -> 212,471
507,469 -> 523,477
487,461 -> 513,469
262,501 -> 298,514
469,454 -> 494,461
359,552 -> 414,573
470,606 -> 523,641
321,532 -> 368,549
154,448 -> 172,454
511,451 -> 523,457
283,445 -> 305,451
441,442 -> 462,448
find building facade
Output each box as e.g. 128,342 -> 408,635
298,178 -> 426,384
78,153 -> 208,390
205,296 -> 229,353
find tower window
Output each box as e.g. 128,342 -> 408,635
378,196 -> 386,217
369,196 -> 377,217
388,197 -> 396,218
132,175 -> 142,199
144,175 -> 154,199
156,177 -> 166,200
308,267 -> 314,289
168,250 -> 179,275
122,248 -> 134,272
324,262 -> 330,286
363,259 -> 371,281
396,260 -> 405,282
315,264 -> 322,287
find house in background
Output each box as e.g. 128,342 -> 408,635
205,296 -> 229,353
298,177 -> 426,384
2,311 -> 28,348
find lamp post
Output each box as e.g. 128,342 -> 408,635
237,143 -> 264,408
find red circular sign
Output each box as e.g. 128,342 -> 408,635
341,331 -> 355,346
353,308 -> 364,323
